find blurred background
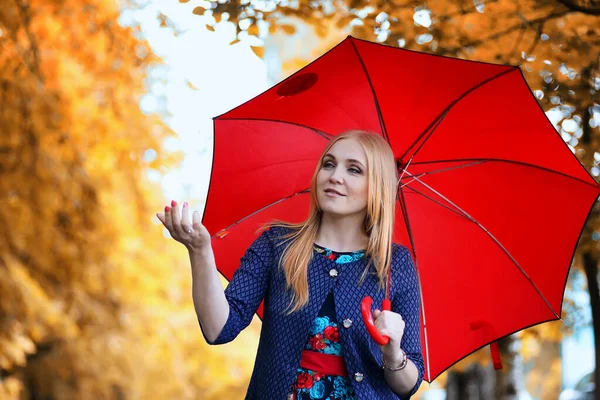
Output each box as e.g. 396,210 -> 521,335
0,0 -> 598,399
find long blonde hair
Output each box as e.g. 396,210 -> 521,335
259,130 -> 398,314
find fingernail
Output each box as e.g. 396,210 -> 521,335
165,206 -> 171,212
171,200 -> 177,207
184,202 -> 188,207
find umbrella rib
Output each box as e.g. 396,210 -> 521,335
349,38 -> 390,143
396,164 -> 433,382
402,169 -> 562,320
398,67 -> 519,164
216,117 -> 333,141
400,160 -> 488,188
408,157 -> 599,189
210,189 -> 311,239
402,185 -> 476,222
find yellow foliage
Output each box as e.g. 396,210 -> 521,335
251,45 -> 265,58
0,0 -> 253,398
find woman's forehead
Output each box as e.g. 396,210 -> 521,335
327,139 -> 367,162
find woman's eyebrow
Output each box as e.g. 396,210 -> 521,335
324,153 -> 365,168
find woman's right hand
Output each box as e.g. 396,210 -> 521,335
156,200 -> 211,253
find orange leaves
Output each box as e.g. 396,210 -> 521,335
186,79 -> 199,90
251,45 -> 265,58
0,377 -> 23,399
1,0 -> 263,397
0,0 -> 180,397
279,24 -> 297,35
247,24 -> 259,37
158,12 -> 169,28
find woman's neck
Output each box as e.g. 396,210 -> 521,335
315,213 -> 369,252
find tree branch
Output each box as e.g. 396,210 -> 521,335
438,9 -> 572,56
437,0 -> 502,23
0,341 -> 57,381
555,0 -> 600,15
525,21 -> 545,58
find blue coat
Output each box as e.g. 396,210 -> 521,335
202,226 -> 424,399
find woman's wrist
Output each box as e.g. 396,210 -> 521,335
382,349 -> 407,371
188,243 -> 212,257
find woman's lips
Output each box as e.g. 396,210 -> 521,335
325,189 -> 345,197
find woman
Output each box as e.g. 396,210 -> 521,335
157,130 -> 424,399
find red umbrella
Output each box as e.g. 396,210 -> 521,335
203,35 -> 600,382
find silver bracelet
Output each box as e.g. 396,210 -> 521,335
382,349 -> 408,371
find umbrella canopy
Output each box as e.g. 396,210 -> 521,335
203,36 -> 600,382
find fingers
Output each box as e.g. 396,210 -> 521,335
181,202 -> 192,233
374,310 -> 405,337
156,200 -> 197,238
164,205 -> 174,233
170,200 -> 185,236
159,200 -> 200,240
192,209 -> 201,230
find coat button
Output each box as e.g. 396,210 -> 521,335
354,372 -> 364,382
343,318 -> 353,328
329,268 -> 338,278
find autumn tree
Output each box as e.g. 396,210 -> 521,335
192,0 -> 600,397
0,0 -> 260,398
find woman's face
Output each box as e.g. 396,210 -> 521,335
316,138 -> 369,217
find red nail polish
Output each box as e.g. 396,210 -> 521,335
165,206 -> 171,212
184,202 -> 188,207
171,200 -> 177,207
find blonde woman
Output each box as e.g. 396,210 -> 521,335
157,131 -> 424,399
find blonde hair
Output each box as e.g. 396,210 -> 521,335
259,130 -> 398,314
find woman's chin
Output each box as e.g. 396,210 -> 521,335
320,207 -> 350,217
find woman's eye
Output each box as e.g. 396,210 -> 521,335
323,161 -> 361,174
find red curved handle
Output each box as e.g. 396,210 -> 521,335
361,296 -> 391,345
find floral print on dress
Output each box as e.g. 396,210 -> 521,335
288,245 -> 365,400
313,245 -> 366,264
306,316 -> 342,354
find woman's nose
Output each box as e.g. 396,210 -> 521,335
329,170 -> 344,184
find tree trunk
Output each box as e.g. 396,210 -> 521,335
579,59 -> 599,400
446,363 -> 493,400
582,252 -> 600,400
495,336 -> 520,400
445,336 -> 527,400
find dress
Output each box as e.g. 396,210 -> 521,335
204,226 -> 425,399
287,244 -> 367,400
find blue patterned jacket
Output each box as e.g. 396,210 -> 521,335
202,226 -> 424,399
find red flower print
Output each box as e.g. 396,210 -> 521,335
295,373 -> 314,389
308,334 -> 327,350
323,326 -> 339,342
313,372 -> 324,382
327,253 -> 336,260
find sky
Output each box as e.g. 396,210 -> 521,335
124,0 -> 595,393
121,0 -> 271,210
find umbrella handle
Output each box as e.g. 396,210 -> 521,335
361,296 -> 391,346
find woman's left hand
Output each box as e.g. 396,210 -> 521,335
373,308 -> 405,362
